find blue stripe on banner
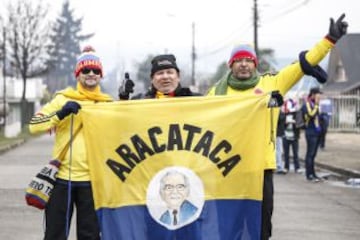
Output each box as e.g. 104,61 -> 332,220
97,199 -> 261,240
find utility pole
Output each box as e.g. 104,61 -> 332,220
253,0 -> 259,55
191,21 -> 196,86
2,28 -> 6,129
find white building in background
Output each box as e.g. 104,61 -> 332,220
0,72 -> 44,137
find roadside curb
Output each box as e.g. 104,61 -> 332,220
299,158 -> 360,178
315,160 -> 360,178
0,139 -> 26,155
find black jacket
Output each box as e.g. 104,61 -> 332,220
131,85 -> 202,99
277,111 -> 286,137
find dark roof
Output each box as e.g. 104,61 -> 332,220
324,34 -> 360,94
322,81 -> 360,93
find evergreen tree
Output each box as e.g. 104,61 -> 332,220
209,61 -> 228,85
135,54 -> 154,90
257,48 -> 277,74
46,0 -> 93,93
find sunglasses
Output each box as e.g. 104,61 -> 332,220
81,68 -> 101,75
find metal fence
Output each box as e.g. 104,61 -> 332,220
325,94 -> 360,133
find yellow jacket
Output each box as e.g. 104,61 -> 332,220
207,38 -> 334,170
29,86 -> 112,181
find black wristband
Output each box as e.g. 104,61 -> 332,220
56,110 -> 66,120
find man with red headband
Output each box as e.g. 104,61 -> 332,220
207,14 -> 348,240
29,46 -> 112,240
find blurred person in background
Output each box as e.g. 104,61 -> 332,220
319,98 -> 332,149
276,110 -> 287,174
302,87 -> 323,182
283,98 -> 301,173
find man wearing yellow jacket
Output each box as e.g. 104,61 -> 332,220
207,14 -> 348,240
29,46 -> 112,240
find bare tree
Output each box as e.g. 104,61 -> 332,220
6,0 -> 50,127
0,16 -> 8,131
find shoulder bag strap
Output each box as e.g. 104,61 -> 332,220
56,123 -> 83,161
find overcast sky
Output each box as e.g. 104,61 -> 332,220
5,0 -> 360,76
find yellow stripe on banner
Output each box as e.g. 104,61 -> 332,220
81,95 -> 269,209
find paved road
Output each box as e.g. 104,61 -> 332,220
0,134 -> 359,239
0,134 -> 77,239
272,172 -> 360,240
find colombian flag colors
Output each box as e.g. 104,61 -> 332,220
81,94 -> 270,240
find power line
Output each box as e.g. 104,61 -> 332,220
197,23 -> 252,59
260,0 -> 310,23
254,0 -> 259,54
197,0 -> 310,60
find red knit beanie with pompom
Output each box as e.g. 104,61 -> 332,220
74,46 -> 103,77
